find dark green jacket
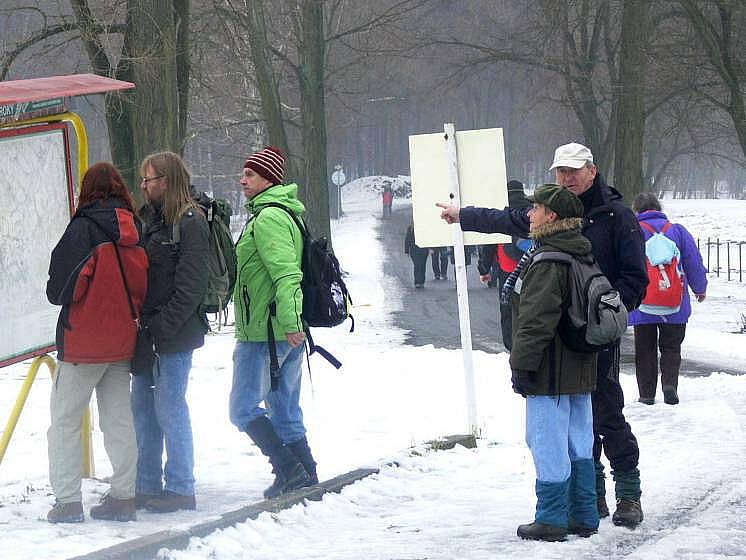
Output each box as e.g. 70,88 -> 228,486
509,218 -> 597,395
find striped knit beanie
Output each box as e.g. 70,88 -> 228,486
243,146 -> 285,186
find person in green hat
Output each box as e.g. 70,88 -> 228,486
504,184 -> 599,541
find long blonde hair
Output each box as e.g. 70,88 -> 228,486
141,151 -> 198,225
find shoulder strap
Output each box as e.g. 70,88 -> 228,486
660,222 -> 672,233
253,202 -> 308,239
531,250 -> 574,266
639,221 -> 658,234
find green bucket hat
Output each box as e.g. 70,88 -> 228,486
528,183 -> 584,219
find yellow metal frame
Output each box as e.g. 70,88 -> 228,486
0,111 -> 94,476
0,111 -> 89,182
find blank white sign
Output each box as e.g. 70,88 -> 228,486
409,127 -> 511,248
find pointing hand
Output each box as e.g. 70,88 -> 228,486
436,202 -> 460,224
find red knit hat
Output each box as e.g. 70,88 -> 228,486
244,146 -> 285,186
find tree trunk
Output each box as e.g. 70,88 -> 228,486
127,0 -> 181,172
246,0 -> 291,160
612,0 -> 649,199
297,0 -> 331,241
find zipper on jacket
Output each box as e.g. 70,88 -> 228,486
241,285 -> 251,327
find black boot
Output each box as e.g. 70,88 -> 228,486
245,417 -> 310,499
288,437 -> 319,485
516,522 -> 567,542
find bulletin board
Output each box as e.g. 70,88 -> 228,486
0,123 -> 75,366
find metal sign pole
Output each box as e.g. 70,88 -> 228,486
444,122 -> 478,435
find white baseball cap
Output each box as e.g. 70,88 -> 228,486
550,143 -> 594,170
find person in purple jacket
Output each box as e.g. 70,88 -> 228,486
629,193 -> 707,406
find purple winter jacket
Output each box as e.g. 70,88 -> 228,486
629,210 -> 708,325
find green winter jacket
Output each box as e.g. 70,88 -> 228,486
234,183 -> 305,342
509,217 -> 598,395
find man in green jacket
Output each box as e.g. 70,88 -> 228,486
229,146 -> 316,499
509,185 -> 599,542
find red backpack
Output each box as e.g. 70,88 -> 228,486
639,221 -> 685,315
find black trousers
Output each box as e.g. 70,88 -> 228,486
634,323 -> 687,399
592,341 -> 640,474
431,248 -> 449,278
411,253 -> 428,286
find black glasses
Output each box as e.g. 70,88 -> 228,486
141,175 -> 164,184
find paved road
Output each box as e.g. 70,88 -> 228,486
379,203 -> 738,378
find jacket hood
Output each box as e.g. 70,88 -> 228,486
76,199 -> 140,247
531,217 -> 592,256
637,210 -> 669,223
247,182 -> 305,216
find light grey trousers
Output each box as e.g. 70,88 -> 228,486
48,360 -> 136,503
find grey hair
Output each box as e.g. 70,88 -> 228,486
633,192 -> 662,213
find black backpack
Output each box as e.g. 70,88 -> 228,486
252,203 -> 353,384
528,251 -> 628,353
174,193 -> 237,319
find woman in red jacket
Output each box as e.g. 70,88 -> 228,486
45,163 -> 148,523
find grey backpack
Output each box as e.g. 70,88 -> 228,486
529,251 -> 627,353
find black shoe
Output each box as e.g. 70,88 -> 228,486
567,519 -> 597,538
415,283 -> 424,289
47,501 -> 84,523
597,495 -> 610,518
135,492 -> 162,509
663,387 -> 679,405
90,494 -> 136,521
287,437 -> 319,485
638,397 -> 655,405
144,491 -> 196,513
517,521 -> 567,542
245,417 -> 312,500
263,462 -> 311,499
612,498 -> 643,528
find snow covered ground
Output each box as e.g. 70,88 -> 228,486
0,179 -> 745,559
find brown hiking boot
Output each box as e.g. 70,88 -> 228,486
516,521 -> 567,542
597,495 -> 610,518
47,501 -> 84,523
144,490 -> 196,513
90,494 -> 136,522
612,498 -> 644,528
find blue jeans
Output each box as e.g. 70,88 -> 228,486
230,341 -> 306,443
131,351 -> 195,496
525,394 -> 593,482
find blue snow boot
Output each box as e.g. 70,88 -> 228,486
567,459 -> 599,537
517,479 -> 569,542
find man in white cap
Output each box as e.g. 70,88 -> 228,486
438,142 -> 648,529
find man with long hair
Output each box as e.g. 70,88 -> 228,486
132,151 -> 209,513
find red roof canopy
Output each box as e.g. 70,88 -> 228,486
0,73 -> 134,105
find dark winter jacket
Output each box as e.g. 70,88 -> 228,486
140,202 -> 209,353
404,225 -> 429,261
509,218 -> 597,396
629,210 -> 708,325
460,173 -> 648,311
47,200 -> 148,363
